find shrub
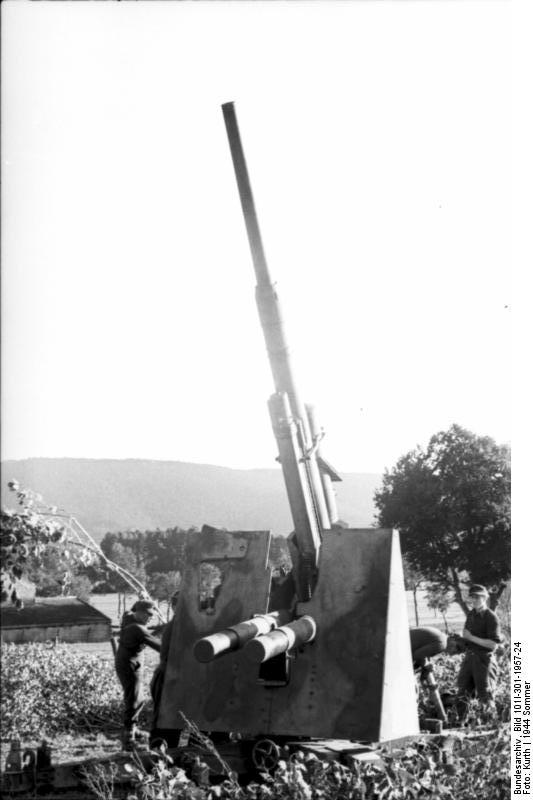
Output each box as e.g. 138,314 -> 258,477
0,642 -> 122,738
249,739 -> 511,800
84,733 -> 510,800
417,645 -> 510,726
2,645 -> 511,798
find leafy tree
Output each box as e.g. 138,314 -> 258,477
403,561 -> 424,626
1,484 -> 70,605
67,574 -> 93,603
24,544 -> 92,599
424,583 -> 455,631
101,542 -> 147,593
496,583 -> 511,641
2,483 -> 151,606
374,424 -> 510,611
99,527 -> 189,582
145,529 -> 187,574
148,571 -> 181,613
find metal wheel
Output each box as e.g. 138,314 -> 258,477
251,739 -> 281,772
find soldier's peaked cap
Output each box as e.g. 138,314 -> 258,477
134,600 -> 157,613
468,584 -> 489,596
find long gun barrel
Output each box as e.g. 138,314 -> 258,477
222,102 -> 336,597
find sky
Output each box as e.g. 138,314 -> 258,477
0,1 -> 517,476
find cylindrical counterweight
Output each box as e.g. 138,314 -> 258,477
244,615 -> 316,664
194,613 -> 287,663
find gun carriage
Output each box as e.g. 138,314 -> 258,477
151,103 -> 419,770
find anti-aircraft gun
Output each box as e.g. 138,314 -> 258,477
153,104 -> 419,765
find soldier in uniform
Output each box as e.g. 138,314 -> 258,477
115,599 -> 161,749
409,626 -> 452,721
457,584 -> 502,706
410,626 -> 448,670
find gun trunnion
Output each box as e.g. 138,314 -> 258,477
154,104 -> 419,745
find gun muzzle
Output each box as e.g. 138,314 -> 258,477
243,615 -> 316,664
194,612 -> 289,663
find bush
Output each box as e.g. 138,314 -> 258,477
0,642 -> 122,738
85,731 -> 510,800
417,644 -> 511,728
2,645 -> 511,798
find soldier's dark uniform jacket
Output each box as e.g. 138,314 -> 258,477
117,619 -> 161,663
458,606 -> 502,701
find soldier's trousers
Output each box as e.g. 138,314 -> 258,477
457,651 -> 496,702
115,657 -> 144,729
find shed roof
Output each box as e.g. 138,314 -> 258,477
0,597 -> 112,629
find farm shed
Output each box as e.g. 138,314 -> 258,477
0,596 -> 112,644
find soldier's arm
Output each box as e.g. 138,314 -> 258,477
462,629 -> 498,650
461,615 -> 472,641
483,610 -> 503,648
141,628 -> 161,652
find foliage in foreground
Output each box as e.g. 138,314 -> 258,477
0,642 -> 122,738
1,484 -> 68,605
81,727 -> 510,800
419,643 -> 511,727
1,644 -> 512,798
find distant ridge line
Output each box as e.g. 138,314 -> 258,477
1,458 -> 381,542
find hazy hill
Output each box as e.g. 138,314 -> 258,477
1,458 -> 381,542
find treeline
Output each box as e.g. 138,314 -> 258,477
26,527 -> 291,603
99,527 -> 190,589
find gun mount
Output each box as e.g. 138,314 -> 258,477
153,104 -> 419,752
